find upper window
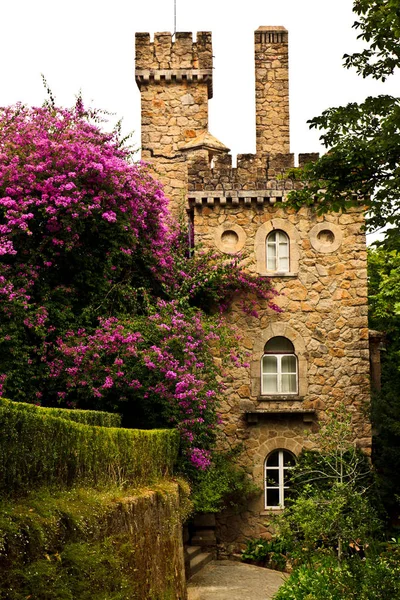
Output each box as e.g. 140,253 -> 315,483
261,337 -> 298,395
266,230 -> 289,272
265,449 -> 296,509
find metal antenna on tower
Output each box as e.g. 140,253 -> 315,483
174,0 -> 177,36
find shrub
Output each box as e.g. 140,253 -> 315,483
274,554 -> 400,600
0,402 -> 178,496
0,397 -> 121,428
241,537 -> 288,571
191,448 -> 260,513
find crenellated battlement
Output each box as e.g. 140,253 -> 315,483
187,152 -> 319,199
135,32 -> 213,98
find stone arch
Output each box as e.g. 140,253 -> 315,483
253,437 -> 304,489
254,218 -> 300,275
250,322 -> 308,397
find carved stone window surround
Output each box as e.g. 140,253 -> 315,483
255,219 -> 300,276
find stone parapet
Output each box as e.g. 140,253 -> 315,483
135,31 -> 213,98
187,152 -> 318,193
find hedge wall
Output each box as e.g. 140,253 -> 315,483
0,401 -> 179,496
0,398 -> 122,427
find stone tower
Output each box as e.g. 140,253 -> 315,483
135,32 -> 214,213
135,27 -> 372,555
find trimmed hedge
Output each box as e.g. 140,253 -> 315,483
0,398 -> 122,428
0,402 -> 179,496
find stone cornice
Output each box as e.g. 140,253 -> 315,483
188,190 -> 288,207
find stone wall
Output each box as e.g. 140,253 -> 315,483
191,195 -> 371,551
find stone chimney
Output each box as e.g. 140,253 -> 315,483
255,26 -> 290,156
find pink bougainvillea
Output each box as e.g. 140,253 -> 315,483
0,100 -> 280,471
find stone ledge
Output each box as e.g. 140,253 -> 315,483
245,408 -> 315,424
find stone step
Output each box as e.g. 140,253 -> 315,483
186,545 -> 202,561
189,550 -> 213,577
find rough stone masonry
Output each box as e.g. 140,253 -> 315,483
135,27 -> 374,554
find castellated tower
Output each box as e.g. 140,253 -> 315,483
135,32 -> 214,213
135,27 -> 373,555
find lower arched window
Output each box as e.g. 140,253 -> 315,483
261,337 -> 298,395
265,449 -> 296,509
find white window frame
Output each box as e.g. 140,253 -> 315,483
261,351 -> 298,395
264,450 -> 295,509
266,230 -> 290,272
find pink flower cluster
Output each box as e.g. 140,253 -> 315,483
46,301 -> 224,466
0,103 -> 175,307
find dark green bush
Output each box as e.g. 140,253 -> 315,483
191,448 -> 260,513
0,397 -> 122,428
0,402 -> 179,496
274,554 -> 400,600
241,537 -> 288,571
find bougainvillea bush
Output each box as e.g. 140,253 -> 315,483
0,100 -> 278,472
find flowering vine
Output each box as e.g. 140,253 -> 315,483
0,100 -> 280,472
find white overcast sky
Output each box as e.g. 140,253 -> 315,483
1,0 -> 399,161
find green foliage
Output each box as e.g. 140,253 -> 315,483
0,401 -> 179,497
0,483 -> 187,600
276,483 -> 381,565
190,448 -> 260,514
273,553 -> 400,600
241,537 -> 288,571
344,0 -> 400,81
274,407 -> 382,564
368,247 -> 400,518
0,397 -> 121,428
286,94 -> 400,237
285,1 -> 400,243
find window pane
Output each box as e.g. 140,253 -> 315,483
283,452 -> 296,467
281,374 -> 297,393
278,256 -> 289,271
266,469 -> 279,485
262,355 -> 277,373
263,375 -> 278,393
284,470 -> 294,485
281,355 -> 297,373
276,231 -> 287,243
265,337 -> 294,353
266,451 -> 279,466
266,488 -> 280,507
266,243 -> 276,270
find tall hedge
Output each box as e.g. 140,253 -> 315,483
0,402 -> 179,496
0,398 -> 122,428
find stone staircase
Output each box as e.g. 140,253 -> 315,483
186,545 -> 213,578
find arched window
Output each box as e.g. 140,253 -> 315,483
261,337 -> 298,395
265,449 -> 296,508
266,230 -> 289,272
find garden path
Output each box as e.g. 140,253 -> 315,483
187,559 -> 285,600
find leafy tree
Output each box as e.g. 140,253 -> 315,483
275,407 -> 381,564
368,247 -> 400,516
287,0 -> 400,247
